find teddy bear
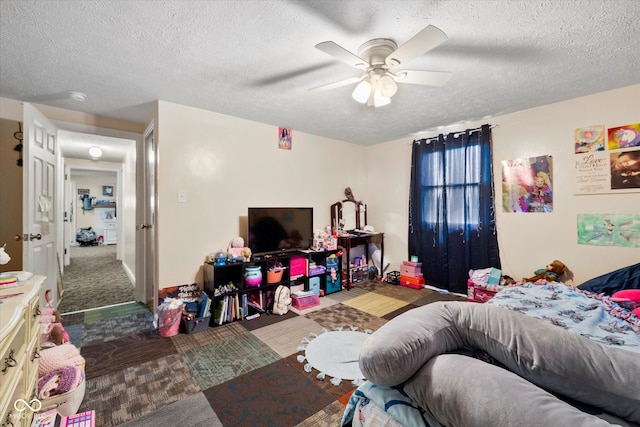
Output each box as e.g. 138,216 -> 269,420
523,260 -> 567,282
241,247 -> 252,262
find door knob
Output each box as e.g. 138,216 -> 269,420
15,233 -> 42,241
139,224 -> 152,229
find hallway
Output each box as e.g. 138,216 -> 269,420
58,245 -> 135,313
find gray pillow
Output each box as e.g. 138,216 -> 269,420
359,302 -> 640,424
405,353 -> 627,427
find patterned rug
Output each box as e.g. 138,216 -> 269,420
58,245 -> 135,313
62,280 -> 467,426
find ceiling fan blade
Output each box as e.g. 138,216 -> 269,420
309,76 -> 364,91
385,25 -> 448,67
394,70 -> 453,87
315,41 -> 369,69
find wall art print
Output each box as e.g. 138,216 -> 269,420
278,127 -> 292,150
575,125 -> 605,153
608,123 -> 640,150
577,213 -> 640,248
501,155 -> 553,213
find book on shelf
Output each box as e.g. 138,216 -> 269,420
197,292 -> 210,318
246,300 -> 265,314
213,298 -> 226,325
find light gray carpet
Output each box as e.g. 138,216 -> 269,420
58,245 -> 135,313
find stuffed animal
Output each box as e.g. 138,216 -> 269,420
523,260 -> 567,282
241,247 -> 252,262
227,237 -> 245,259
0,244 -> 10,265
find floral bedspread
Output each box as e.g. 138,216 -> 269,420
486,281 -> 640,353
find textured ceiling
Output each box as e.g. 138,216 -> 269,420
1,0 -> 639,148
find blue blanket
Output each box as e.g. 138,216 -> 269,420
487,282 -> 640,353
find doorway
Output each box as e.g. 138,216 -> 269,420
57,129 -> 139,313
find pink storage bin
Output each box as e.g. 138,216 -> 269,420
290,256 -> 306,277
291,292 -> 320,310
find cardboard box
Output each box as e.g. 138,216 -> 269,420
399,275 -> 425,289
400,263 -> 422,278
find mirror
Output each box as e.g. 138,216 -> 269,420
342,201 -> 357,231
331,200 -> 367,232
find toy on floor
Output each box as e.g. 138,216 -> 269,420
523,260 -> 567,282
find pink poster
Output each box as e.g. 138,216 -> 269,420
502,155 -> 553,213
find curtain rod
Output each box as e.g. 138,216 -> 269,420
411,124 -> 499,144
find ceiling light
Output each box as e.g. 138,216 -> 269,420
352,72 -> 397,107
68,91 -> 87,101
89,146 -> 102,158
352,80 -> 372,104
379,75 -> 398,98
373,91 -> 391,108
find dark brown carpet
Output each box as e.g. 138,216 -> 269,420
62,280 -> 466,426
82,330 -> 178,380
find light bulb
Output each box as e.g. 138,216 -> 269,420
352,80 -> 372,104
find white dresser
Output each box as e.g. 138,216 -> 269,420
1,275 -> 44,427
103,220 -> 117,245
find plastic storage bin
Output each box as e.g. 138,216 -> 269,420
292,291 -> 320,310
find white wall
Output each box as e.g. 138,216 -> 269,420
68,170 -> 118,231
369,84 -> 640,285
156,101 -> 367,289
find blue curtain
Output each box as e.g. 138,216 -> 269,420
408,124 -> 500,293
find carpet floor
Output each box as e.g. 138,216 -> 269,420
58,245 -> 135,313
61,281 -> 466,426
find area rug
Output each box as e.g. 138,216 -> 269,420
342,292 -> 407,317
298,328 -> 372,386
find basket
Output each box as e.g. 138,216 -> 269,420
158,307 -> 182,337
267,269 -> 284,284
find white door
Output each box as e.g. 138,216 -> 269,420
63,165 -> 73,266
23,103 -> 58,307
136,121 -> 157,315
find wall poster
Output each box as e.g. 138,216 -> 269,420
501,155 -> 553,213
577,213 -> 640,248
278,127 -> 292,150
574,123 -> 640,194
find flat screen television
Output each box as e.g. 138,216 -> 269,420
247,207 -> 313,255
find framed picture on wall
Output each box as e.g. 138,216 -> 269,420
77,188 -> 90,195
102,185 -> 114,196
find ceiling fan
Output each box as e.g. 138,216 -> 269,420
311,25 -> 452,107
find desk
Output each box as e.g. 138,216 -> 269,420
337,232 -> 384,289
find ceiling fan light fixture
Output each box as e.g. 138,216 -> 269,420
379,75 -> 398,98
373,90 -> 391,107
352,80 -> 372,104
89,146 -> 103,158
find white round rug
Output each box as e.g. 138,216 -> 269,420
303,330 -> 369,382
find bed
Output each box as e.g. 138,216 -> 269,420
341,279 -> 640,427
